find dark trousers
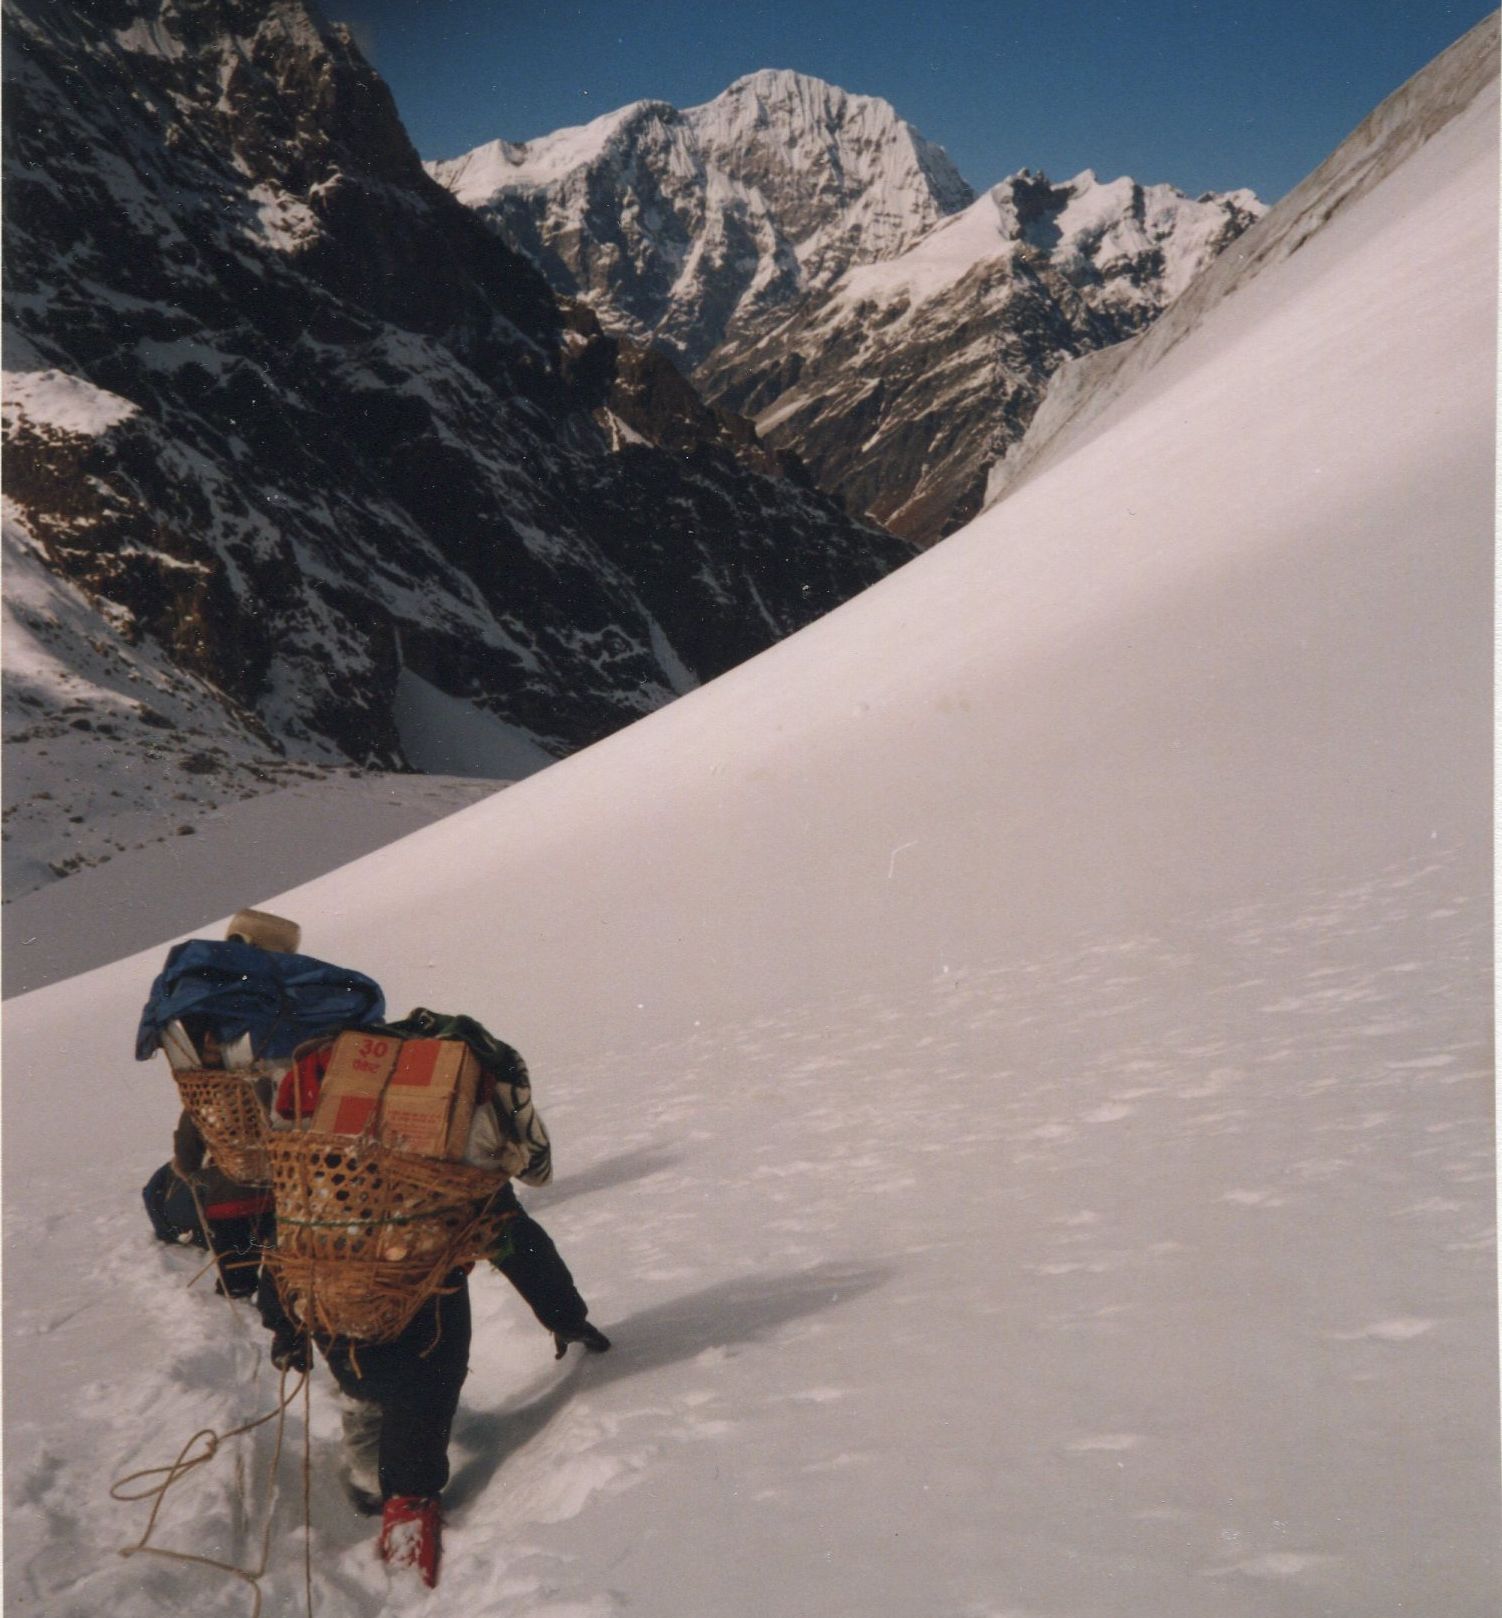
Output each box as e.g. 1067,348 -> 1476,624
205,1213 -> 268,1296
257,1187 -> 590,1500
321,1275 -> 472,1500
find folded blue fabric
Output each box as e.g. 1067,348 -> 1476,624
135,938 -> 385,1062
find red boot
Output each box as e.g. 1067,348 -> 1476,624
378,1494 -> 442,1587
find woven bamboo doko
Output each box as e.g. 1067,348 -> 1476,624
261,1131 -> 512,1344
173,1068 -> 272,1185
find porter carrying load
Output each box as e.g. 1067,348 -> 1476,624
260,1023 -> 521,1344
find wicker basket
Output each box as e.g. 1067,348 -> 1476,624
261,1131 -> 512,1343
173,1068 -> 272,1185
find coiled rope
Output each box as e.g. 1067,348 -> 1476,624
110,1362 -> 310,1618
113,1174 -> 317,1617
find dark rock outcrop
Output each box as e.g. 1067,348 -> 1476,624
3,1 -> 914,771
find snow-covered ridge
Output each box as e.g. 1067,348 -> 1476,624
694,158 -> 1261,543
839,167 -> 1265,315
2,368 -> 139,437
434,99 -> 684,201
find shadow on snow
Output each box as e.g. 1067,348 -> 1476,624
445,1259 -> 890,1509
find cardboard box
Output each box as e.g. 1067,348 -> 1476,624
311,1032 -> 400,1135
312,1032 -> 480,1160
379,1039 -> 481,1158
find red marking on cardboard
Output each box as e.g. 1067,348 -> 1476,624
332,1095 -> 377,1135
390,1041 -> 444,1089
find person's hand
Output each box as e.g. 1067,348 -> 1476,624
553,1322 -> 611,1358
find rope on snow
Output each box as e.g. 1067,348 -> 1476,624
110,1362 -> 309,1618
117,1174 -> 319,1618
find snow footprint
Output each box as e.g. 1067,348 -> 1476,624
1221,1188 -> 1286,1208
1065,1433 -> 1142,1453
1326,1317 -> 1437,1343
1207,1551 -> 1343,1580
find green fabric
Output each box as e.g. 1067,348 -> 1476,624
375,1007 -> 527,1084
487,1220 -> 518,1267
371,1007 -> 553,1187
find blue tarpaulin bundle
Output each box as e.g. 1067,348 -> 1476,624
135,938 -> 385,1063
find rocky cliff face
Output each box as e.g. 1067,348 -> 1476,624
2,1 -> 914,788
430,69 -> 975,370
437,77 -> 1261,544
703,169 -> 1264,541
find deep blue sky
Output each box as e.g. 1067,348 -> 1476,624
327,1 -> 1491,202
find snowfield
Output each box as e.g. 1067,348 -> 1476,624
3,19 -> 1497,1618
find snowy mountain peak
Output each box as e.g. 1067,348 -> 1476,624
429,70 -> 975,366
438,73 -> 1262,542
702,65 -> 950,172
719,66 -> 833,96
682,68 -> 975,253
713,66 -> 855,107
981,166 -> 1265,300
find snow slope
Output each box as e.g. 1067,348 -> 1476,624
3,25 -> 1496,1618
2,505 -> 338,903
